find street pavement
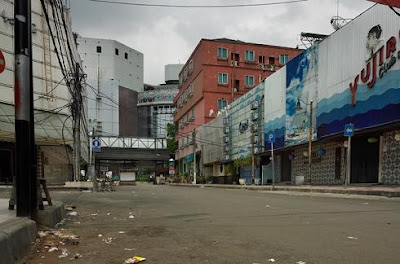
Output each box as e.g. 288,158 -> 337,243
19,183 -> 400,264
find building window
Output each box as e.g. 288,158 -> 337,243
96,46 -> 102,53
125,52 -> 128,59
218,99 -> 228,110
217,47 -> 228,59
259,55 -> 265,64
245,75 -> 254,87
115,48 -> 119,55
188,59 -> 194,74
191,108 -> 195,120
218,73 -> 228,85
245,50 -> 255,62
279,54 -> 289,65
269,56 -> 275,65
179,74 -> 183,87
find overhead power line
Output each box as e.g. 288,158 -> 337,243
89,0 -> 308,8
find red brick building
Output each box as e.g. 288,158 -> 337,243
174,38 -> 302,173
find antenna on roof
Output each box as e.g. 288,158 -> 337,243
330,0 -> 351,31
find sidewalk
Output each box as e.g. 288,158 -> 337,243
0,199 -> 37,264
169,183 -> 400,197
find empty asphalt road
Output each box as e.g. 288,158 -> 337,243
22,184 -> 400,264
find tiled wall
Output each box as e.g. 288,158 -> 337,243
381,130 -> 400,184
291,141 -> 345,185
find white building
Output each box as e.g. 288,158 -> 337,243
165,64 -> 184,84
0,0 -> 87,184
77,37 -> 144,137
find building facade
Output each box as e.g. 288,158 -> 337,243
137,64 -> 182,138
174,38 -> 302,174
262,4 -> 400,185
77,37 -> 144,137
0,0 -> 87,185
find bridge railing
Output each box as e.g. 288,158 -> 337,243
100,137 -> 167,149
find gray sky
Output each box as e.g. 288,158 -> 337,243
69,0 -> 374,85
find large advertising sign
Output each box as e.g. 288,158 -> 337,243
264,4 -> 400,149
285,46 -> 318,147
317,5 -> 400,138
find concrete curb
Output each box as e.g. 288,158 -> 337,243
0,218 -> 37,264
168,183 -> 400,197
36,201 -> 66,227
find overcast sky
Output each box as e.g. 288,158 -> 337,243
69,0 -> 374,85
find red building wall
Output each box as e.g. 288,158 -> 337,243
174,38 -> 302,161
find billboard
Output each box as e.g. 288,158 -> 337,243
264,69 -> 286,150
317,5 -> 400,137
285,46 -> 318,147
263,4 -> 400,150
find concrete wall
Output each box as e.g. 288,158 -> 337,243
77,37 -> 143,136
291,141 -> 345,185
381,129 -> 400,184
41,146 -> 72,185
119,86 -> 138,137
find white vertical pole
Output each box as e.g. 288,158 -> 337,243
345,136 -> 351,186
271,142 -> 275,189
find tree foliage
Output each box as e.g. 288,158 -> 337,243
166,123 -> 178,154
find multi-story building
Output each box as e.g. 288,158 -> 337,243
0,0 -> 87,185
198,4 -> 400,186
138,64 -> 182,138
77,37 -> 144,137
174,38 -> 302,174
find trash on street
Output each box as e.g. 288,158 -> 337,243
124,256 -> 146,263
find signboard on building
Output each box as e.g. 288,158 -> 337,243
0,50 -> 5,74
285,46 -> 318,147
92,139 -> 101,153
317,7 -> 400,138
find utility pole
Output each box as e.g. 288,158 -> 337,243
251,130 -> 255,184
14,0 -> 37,217
192,129 -> 196,185
308,100 -> 313,185
72,63 -> 82,181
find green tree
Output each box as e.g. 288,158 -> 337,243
166,123 -> 178,154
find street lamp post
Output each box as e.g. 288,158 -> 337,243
296,99 -> 313,185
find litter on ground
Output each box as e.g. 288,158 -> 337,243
67,211 -> 78,216
347,236 -> 358,240
48,247 -> 58,253
268,258 -> 276,262
129,215 -> 135,219
58,249 -> 69,258
125,256 -> 146,263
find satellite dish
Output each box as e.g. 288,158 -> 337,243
330,16 -> 349,31
209,109 -> 215,117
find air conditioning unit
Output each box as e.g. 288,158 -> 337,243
224,127 -> 229,134
233,88 -> 238,93
223,136 -> 229,144
224,146 -> 230,153
251,123 -> 259,133
225,154 -> 230,161
230,60 -> 234,66
254,136 -> 259,145
251,112 -> 259,121
254,147 -> 260,154
189,116 -> 195,121
251,100 -> 259,110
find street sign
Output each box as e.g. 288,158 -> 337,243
268,133 -> 275,143
344,123 -> 354,137
92,139 -> 101,153
0,50 -> 5,74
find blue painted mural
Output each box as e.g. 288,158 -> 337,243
285,46 -> 318,146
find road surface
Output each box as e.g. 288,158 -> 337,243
21,184 -> 400,263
